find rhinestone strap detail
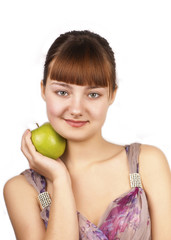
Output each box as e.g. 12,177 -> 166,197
130,173 -> 142,188
38,192 -> 51,209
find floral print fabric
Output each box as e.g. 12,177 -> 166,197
21,143 -> 151,239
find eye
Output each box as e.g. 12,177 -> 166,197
56,90 -> 68,96
88,92 -> 100,99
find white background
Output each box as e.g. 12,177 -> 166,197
0,0 -> 171,238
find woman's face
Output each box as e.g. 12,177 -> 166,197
41,77 -> 116,142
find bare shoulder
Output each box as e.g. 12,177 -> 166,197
4,174 -> 37,202
139,143 -> 168,164
139,144 -> 171,189
4,174 -> 45,240
4,174 -> 32,189
139,144 -> 171,239
139,144 -> 170,179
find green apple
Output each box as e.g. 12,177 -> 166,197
31,122 -> 66,159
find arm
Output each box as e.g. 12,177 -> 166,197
139,144 -> 171,240
4,175 -> 46,240
45,176 -> 79,240
4,130 -> 79,240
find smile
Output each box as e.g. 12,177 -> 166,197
64,119 -> 89,128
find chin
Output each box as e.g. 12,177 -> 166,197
65,131 -> 99,143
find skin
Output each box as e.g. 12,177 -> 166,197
3,76 -> 171,240
41,78 -> 117,169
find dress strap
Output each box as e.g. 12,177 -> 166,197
21,169 -> 51,225
21,169 -> 51,209
126,143 -> 141,173
126,143 -> 143,188
21,169 -> 47,194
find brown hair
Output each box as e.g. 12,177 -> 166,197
43,30 -> 117,96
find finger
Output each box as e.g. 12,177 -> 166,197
24,130 -> 45,167
21,129 -> 31,151
21,129 -> 29,154
24,130 -> 38,156
21,129 -> 33,161
22,146 -> 33,163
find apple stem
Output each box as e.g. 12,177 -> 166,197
36,123 -> 40,128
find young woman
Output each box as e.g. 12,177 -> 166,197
4,30 -> 171,240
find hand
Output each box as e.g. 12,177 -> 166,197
21,129 -> 70,184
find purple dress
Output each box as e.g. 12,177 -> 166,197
21,143 -> 151,239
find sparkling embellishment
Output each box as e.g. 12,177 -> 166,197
130,173 -> 142,188
38,192 -> 51,209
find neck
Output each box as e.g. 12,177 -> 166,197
61,133 -> 108,172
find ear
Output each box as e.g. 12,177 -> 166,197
41,80 -> 46,101
109,86 -> 117,105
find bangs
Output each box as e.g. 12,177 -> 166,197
49,40 -> 112,89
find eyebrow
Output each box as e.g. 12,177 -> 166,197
51,81 -> 105,90
51,82 -> 72,89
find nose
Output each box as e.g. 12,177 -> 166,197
69,95 -> 83,117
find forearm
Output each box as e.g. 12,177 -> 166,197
44,176 -> 79,240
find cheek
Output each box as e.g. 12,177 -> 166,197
45,96 -> 63,119
90,102 -> 109,122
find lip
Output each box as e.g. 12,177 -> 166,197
64,119 -> 88,128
